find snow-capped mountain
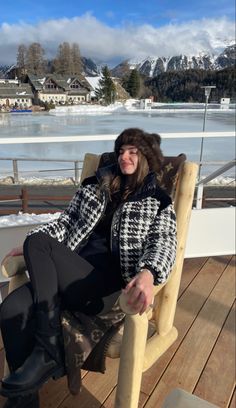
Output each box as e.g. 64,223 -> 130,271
112,44 -> 235,78
0,64 -> 16,78
81,57 -> 99,76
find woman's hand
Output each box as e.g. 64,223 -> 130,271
1,246 -> 24,265
123,269 -> 154,315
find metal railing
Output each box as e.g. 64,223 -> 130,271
0,157 -> 83,184
0,131 -> 235,189
196,159 -> 236,209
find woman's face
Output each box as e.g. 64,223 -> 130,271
118,144 -> 139,175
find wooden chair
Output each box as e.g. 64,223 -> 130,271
1,152 -> 198,408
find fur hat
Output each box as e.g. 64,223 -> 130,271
114,128 -> 163,172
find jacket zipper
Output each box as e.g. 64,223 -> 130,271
110,203 -> 124,253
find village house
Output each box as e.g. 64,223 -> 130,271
0,79 -> 33,110
0,75 -> 129,110
27,74 -> 92,105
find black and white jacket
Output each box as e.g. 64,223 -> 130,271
28,169 -> 177,285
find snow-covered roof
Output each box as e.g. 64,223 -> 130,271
85,76 -> 101,90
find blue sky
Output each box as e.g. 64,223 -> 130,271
0,0 -> 235,65
1,0 -> 235,26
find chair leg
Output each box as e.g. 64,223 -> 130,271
115,313 -> 148,408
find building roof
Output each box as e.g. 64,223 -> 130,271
85,76 -> 101,90
28,74 -> 92,93
0,83 -> 33,98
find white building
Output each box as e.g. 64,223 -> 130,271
0,81 -> 33,109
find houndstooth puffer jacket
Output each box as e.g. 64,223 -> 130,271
28,168 -> 177,285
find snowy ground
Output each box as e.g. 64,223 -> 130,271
0,212 -> 60,227
0,175 -> 234,186
48,100 -> 235,115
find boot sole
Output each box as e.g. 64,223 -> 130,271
1,366 -> 65,398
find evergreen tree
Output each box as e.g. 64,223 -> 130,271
147,68 -> 235,102
26,43 -> 45,75
126,69 -> 141,97
95,66 -> 116,105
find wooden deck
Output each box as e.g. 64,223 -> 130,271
0,255 -> 235,408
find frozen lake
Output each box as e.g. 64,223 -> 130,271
0,109 -> 235,178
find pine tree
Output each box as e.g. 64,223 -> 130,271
126,69 -> 141,97
95,66 -> 116,105
26,43 -> 45,75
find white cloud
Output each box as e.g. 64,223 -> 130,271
0,14 -> 234,66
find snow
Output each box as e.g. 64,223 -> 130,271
38,77 -> 46,85
85,76 -> 101,90
0,212 -> 60,228
162,57 -> 170,72
0,176 -> 75,185
49,102 -> 125,115
46,98 -> 235,115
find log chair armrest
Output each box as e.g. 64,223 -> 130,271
1,255 -> 26,278
118,283 -> 165,315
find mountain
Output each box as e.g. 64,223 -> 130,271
1,44 -> 234,79
111,44 -> 236,78
0,64 -> 16,78
214,44 -> 236,69
81,57 -> 99,76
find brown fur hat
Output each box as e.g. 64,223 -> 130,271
114,128 -> 163,172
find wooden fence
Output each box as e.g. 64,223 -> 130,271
0,188 -> 72,215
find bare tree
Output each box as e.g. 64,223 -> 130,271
71,43 -> 82,75
16,44 -> 27,78
54,42 -> 73,75
26,43 -> 45,75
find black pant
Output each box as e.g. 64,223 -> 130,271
0,232 -> 123,371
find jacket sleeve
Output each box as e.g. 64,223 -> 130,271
27,188 -> 83,243
137,203 -> 177,285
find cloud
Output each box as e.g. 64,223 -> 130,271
0,14 -> 234,66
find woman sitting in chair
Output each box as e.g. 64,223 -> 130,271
0,128 -> 177,408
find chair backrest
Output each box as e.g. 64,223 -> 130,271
80,152 -> 186,197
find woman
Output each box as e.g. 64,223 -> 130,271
0,128 -> 177,408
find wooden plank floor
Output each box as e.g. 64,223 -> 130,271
0,255 -> 235,408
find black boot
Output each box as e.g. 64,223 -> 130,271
1,309 -> 65,397
2,391 -> 39,408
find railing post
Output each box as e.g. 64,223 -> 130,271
74,161 -> 80,184
12,160 -> 19,183
21,188 -> 29,213
196,184 -> 204,209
